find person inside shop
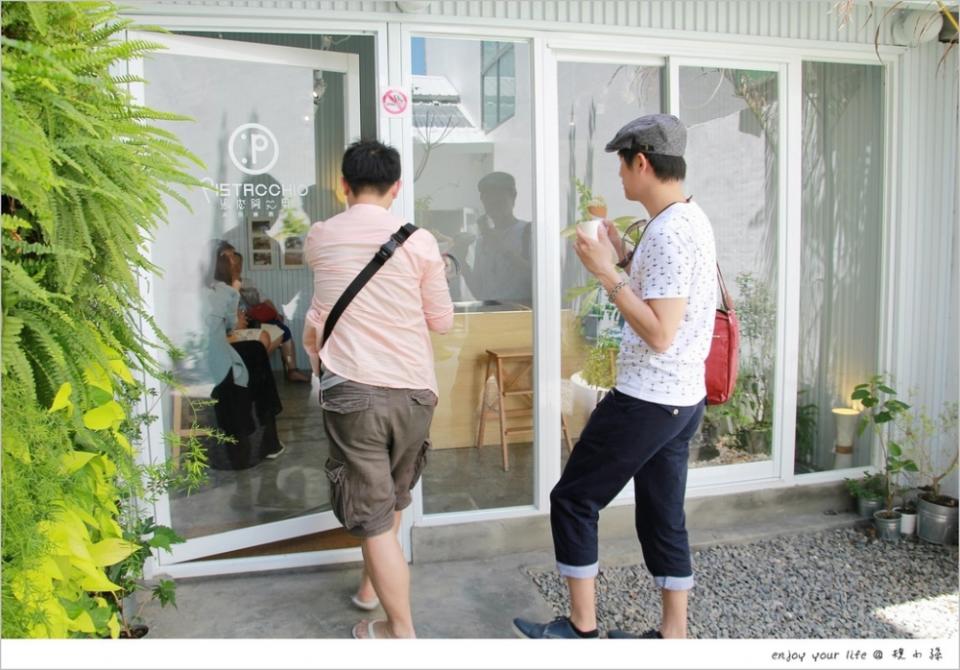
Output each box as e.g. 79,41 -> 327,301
206,241 -> 286,467
229,252 -> 311,383
451,171 -> 533,306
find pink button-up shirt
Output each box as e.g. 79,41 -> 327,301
302,203 -> 454,395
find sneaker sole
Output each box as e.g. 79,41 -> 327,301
511,621 -> 532,639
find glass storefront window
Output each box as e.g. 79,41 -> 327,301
679,66 -> 780,470
795,62 -> 884,474
556,62 -> 663,462
143,33 -> 370,543
413,37 -> 536,514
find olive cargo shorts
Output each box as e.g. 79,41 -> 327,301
321,380 -> 436,538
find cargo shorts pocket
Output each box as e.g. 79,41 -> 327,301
409,389 -> 438,407
395,439 -> 431,511
321,386 -> 371,414
410,438 -> 431,487
324,457 -> 349,526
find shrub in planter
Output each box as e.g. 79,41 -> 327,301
851,376 -> 917,541
844,471 -> 886,518
897,400 -> 959,545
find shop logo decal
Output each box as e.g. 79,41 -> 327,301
229,123 -> 279,175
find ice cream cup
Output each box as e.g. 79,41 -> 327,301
579,218 -> 603,241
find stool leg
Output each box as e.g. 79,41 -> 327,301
171,391 -> 183,470
561,415 -> 573,454
495,357 -> 509,471
476,354 -> 493,450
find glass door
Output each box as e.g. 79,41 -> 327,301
131,31 -> 362,565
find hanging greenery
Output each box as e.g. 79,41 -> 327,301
2,1 -> 207,637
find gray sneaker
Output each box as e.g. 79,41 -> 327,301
512,616 -> 596,639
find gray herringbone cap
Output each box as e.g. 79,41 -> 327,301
604,113 -> 686,157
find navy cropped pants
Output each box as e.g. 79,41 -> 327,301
550,388 -> 704,589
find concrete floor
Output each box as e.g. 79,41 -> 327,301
138,511 -> 861,638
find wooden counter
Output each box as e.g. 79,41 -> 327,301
430,309 -> 588,449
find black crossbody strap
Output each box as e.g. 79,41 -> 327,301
322,222 -> 418,348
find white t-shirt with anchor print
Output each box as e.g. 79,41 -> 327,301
615,200 -> 717,406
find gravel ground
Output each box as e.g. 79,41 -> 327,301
527,527 -> 959,638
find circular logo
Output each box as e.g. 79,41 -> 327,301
228,123 -> 280,175
381,88 -> 409,116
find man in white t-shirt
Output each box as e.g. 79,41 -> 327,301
514,114 -> 716,640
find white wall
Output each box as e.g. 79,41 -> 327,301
892,40 -> 959,498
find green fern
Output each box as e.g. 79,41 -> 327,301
2,1 -> 208,638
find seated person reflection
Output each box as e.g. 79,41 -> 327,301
451,171 -> 533,306
226,254 -> 279,354
206,242 -> 285,467
230,252 -> 311,383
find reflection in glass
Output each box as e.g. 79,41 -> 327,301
679,67 -> 779,469
557,62 -> 663,458
144,48 -> 349,540
413,36 -> 535,513
795,63 -> 883,474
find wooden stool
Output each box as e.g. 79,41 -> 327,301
476,347 -> 573,471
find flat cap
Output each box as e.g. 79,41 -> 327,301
604,113 -> 686,157
477,171 -> 516,193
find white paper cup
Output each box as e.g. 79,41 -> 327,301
579,218 -> 603,240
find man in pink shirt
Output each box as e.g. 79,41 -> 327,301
303,140 -> 453,639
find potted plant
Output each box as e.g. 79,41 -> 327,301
916,453 -> 959,545
851,375 -> 918,541
731,273 -> 775,456
844,471 -> 886,518
564,179 -> 637,430
894,496 -> 918,537
900,400 -> 960,545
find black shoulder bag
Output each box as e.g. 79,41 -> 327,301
321,222 -> 418,349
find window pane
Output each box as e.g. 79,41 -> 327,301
500,45 -> 515,76
412,36 -> 426,75
795,62 -> 884,474
481,41 -> 496,68
414,37 -> 535,513
499,47 -> 516,124
679,67 -> 779,469
557,62 -> 663,461
482,71 -> 499,130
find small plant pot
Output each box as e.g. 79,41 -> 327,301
120,624 -> 149,638
857,495 -> 883,519
917,495 -> 959,545
894,507 -> 917,536
873,510 -> 902,542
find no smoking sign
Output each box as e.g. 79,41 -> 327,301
380,87 -> 410,117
